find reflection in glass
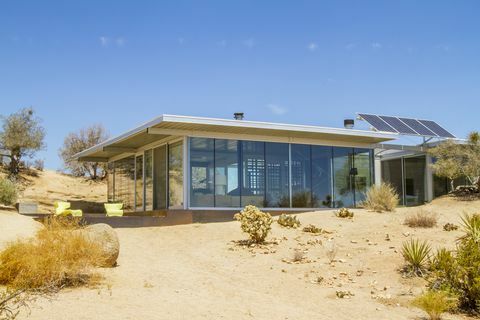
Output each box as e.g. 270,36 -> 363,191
190,138 -> 214,207
265,142 -> 290,207
144,150 -> 153,211
153,145 -> 167,210
114,156 -> 135,211
404,156 -> 426,206
333,147 -> 354,208
381,159 -> 404,204
215,139 -> 240,207
168,141 -> 184,209
354,149 -> 373,204
291,144 -> 311,207
107,162 -> 114,203
135,155 -> 144,211
311,146 -> 332,207
241,141 -> 265,207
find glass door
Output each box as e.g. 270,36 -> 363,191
153,145 -> 167,210
135,155 -> 144,211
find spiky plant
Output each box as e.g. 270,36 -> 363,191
413,290 -> 457,320
401,238 -> 431,276
460,213 -> 480,243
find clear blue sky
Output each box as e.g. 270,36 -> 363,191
1,1 -> 479,169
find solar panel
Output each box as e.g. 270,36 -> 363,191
418,120 -> 456,138
379,116 -> 418,135
357,114 -> 398,133
398,118 -> 438,137
358,113 -> 455,138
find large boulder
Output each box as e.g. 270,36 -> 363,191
82,223 -> 119,267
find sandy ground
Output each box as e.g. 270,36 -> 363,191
15,169 -> 107,213
0,210 -> 42,250
4,197 -> 477,320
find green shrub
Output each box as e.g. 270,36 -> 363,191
460,213 -> 480,243
362,183 -> 399,212
0,178 -> 17,206
302,224 -> 323,234
412,290 -> 456,320
404,210 -> 438,228
401,238 -> 431,276
234,205 -> 273,243
335,208 -> 354,218
277,214 -> 301,228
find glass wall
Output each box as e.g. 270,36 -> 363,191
168,141 -> 184,209
333,147 -> 354,208
153,145 -> 167,210
291,144 -> 312,207
135,155 -> 144,211
107,162 -> 114,203
188,137 -> 374,208
241,141 -> 265,207
265,142 -> 290,207
215,139 -> 240,207
404,156 -> 426,206
113,156 -> 135,211
311,146 -> 332,207
190,138 -> 214,207
381,158 -> 404,201
144,149 -> 153,211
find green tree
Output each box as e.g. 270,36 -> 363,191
59,124 -> 109,180
0,108 -> 46,176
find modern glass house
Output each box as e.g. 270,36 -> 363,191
74,114 -> 396,214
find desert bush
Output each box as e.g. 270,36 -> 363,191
302,224 -> 322,234
401,238 -> 431,276
277,214 -> 301,228
292,250 -> 305,262
335,207 -> 354,218
0,177 -> 17,206
404,210 -> 438,228
443,223 -> 458,231
459,213 -> 480,243
0,217 -> 105,290
412,290 -> 456,320
234,205 -> 273,243
363,183 -> 399,212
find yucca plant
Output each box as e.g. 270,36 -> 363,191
460,213 -> 480,243
402,238 -> 431,276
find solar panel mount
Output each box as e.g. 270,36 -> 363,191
357,113 -> 455,139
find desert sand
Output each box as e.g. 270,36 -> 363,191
3,197 -> 477,320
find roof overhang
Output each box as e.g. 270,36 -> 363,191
73,114 -> 397,162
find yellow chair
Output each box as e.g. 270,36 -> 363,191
53,201 -> 83,217
104,203 -> 124,217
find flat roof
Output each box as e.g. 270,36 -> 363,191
74,114 -> 397,161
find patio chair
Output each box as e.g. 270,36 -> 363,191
104,203 -> 124,217
53,201 -> 83,217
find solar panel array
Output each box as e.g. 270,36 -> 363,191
358,113 -> 455,138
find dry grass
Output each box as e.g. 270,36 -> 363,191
363,183 -> 399,212
404,210 -> 438,228
0,217 -> 105,291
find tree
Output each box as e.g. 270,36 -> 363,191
429,132 -> 480,192
59,124 -> 109,180
0,108 -> 46,176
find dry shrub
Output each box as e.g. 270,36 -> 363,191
363,183 -> 399,212
0,217 -> 105,291
404,210 -> 438,228
234,205 -> 273,243
335,208 -> 354,219
292,250 -> 305,262
443,223 -> 458,231
277,214 -> 301,228
412,290 -> 456,320
302,224 -> 322,234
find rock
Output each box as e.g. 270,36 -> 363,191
82,223 -> 120,267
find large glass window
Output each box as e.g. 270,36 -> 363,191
168,141 -> 184,209
241,141 -> 265,207
311,146 -> 332,207
354,149 -> 373,204
107,162 -> 114,203
153,145 -> 167,210
144,150 -> 153,211
291,144 -> 312,207
190,138 -> 214,207
114,156 -> 135,211
135,155 -> 144,211
215,139 -> 240,207
381,158 -> 404,203
404,156 -> 426,206
333,147 -> 354,208
265,142 -> 290,207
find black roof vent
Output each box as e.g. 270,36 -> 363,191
234,112 -> 244,120
344,119 -> 354,129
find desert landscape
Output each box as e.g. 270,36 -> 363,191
1,170 -> 478,320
